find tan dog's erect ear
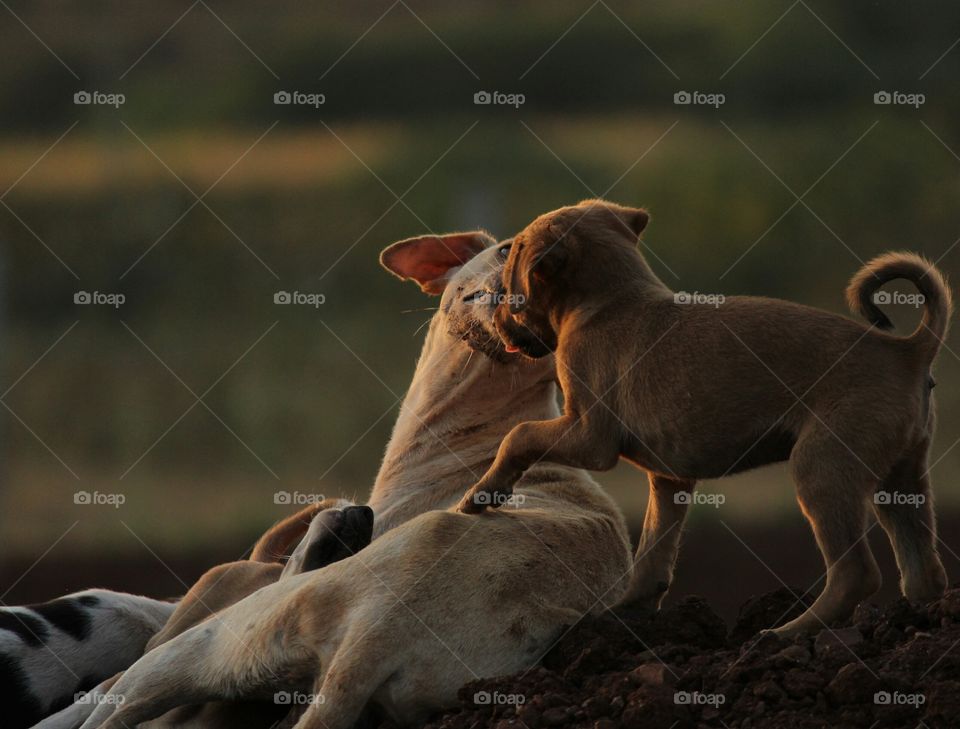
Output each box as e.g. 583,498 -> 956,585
380,231 -> 497,294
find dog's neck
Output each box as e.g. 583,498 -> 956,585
368,316 -> 557,532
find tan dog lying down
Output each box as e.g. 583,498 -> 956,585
458,199 -> 950,636
73,232 -> 632,729
40,499 -> 372,729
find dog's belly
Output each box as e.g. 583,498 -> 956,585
623,425 -> 796,480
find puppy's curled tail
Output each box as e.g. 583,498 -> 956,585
250,498 -> 341,563
846,251 -> 952,359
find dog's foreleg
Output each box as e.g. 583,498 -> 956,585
80,622 -> 252,729
622,474 -> 695,610
457,414 -> 620,513
34,673 -> 121,729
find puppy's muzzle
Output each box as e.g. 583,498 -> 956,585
494,307 -> 553,359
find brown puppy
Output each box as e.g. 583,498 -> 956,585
457,199 -> 951,635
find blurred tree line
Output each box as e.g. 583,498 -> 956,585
1,0 -> 958,553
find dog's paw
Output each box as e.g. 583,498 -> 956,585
456,489 -> 487,514
283,505 -> 374,576
456,483 -> 513,514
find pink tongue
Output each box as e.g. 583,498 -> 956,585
505,344 -> 520,353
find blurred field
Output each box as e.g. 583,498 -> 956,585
1,2 -> 959,600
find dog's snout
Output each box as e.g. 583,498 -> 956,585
344,505 -> 374,527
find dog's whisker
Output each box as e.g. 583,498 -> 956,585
401,306 -> 439,314
412,317 -> 433,338
459,350 -> 474,377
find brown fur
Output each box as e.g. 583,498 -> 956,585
458,199 -> 951,635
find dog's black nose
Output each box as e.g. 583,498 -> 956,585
344,505 -> 374,526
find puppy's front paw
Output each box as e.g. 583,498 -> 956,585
456,487 -> 488,514
456,483 -> 516,514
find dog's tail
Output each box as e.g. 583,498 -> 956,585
846,251 -> 952,359
250,499 -> 340,563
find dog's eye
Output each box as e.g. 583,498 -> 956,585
462,290 -> 487,303
497,244 -> 511,258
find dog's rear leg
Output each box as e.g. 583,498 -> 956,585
621,474 -> 695,610
872,438 -> 947,602
774,430 -> 882,636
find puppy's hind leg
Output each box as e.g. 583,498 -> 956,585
872,438 -> 947,603
622,474 -> 695,611
774,428 -> 882,636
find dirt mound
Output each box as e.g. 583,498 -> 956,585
398,587 -> 960,729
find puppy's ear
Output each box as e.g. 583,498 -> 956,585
537,225 -> 570,279
578,199 -> 649,240
507,234 -> 568,313
380,231 -> 496,295
615,206 -> 649,238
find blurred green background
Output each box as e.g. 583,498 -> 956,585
1,1 -> 959,614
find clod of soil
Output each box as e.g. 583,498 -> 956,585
389,587 -> 960,729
